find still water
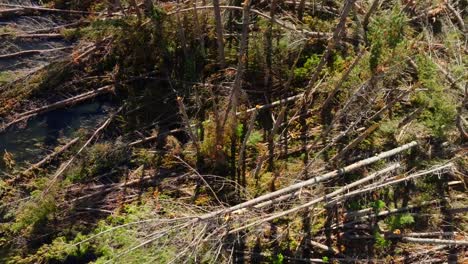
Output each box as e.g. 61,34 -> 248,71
0,102 -> 111,172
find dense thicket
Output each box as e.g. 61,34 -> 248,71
0,0 -> 466,263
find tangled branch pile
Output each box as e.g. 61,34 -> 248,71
0,0 -> 466,263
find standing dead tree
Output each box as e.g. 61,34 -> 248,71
213,0 -> 226,67
222,0 -> 252,133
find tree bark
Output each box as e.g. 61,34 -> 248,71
212,0 -> 226,67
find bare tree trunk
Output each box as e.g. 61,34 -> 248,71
222,0 -> 251,131
7,137 -> 80,185
456,86 -> 468,141
297,0 -> 306,21
175,2 -> 189,58
264,0 -> 277,95
228,164 -> 401,233
129,0 -> 142,21
401,237 -> 468,246
330,123 -> 380,164
177,97 -> 201,157
238,110 -> 257,186
143,0 -> 153,16
213,0 -> 226,67
1,85 -> 114,132
198,141 -> 417,220
192,0 -> 205,55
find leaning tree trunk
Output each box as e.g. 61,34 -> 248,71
213,0 -> 226,67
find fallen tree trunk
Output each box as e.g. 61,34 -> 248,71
401,237 -> 468,246
237,92 -> 304,115
128,92 -> 304,148
198,141 -> 416,222
228,164 -> 401,233
26,21 -> 87,34
402,232 -> 460,238
233,163 -> 400,215
70,170 -> 187,202
0,7 -> 25,18
5,137 -> 80,185
344,200 -> 439,220
43,105 -> 123,194
1,85 -> 114,132
326,163 -> 454,206
0,46 -> 72,60
330,123 -> 380,163
0,3 -> 103,15
23,137 -> 79,175
331,195 -> 465,230
3,33 -> 64,40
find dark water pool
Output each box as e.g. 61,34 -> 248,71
0,102 -> 112,172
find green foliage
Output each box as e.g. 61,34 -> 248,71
132,148 -> 157,167
322,256 -> 330,263
0,71 -> 13,86
387,213 -> 415,230
304,16 -> 334,32
369,38 -> 383,73
74,14 -> 174,82
368,6 -> 407,72
346,200 -> 364,211
294,54 -> 320,81
0,61 -> 72,116
331,53 -> 346,73
374,231 -> 391,249
273,253 -> 284,264
42,0 -> 97,11
236,123 -> 244,138
378,119 -> 399,136
66,143 -> 128,182
247,130 -> 263,146
372,199 -> 386,213
11,192 -> 57,234
412,55 -> 457,138
6,236 -> 94,264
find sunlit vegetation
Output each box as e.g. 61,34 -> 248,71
0,0 -> 466,263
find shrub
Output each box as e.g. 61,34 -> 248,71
412,55 -> 457,139
294,54 -> 321,82
387,213 -> 415,230
368,6 -> 407,73
374,231 -> 391,249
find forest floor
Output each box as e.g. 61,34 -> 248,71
0,0 -> 467,263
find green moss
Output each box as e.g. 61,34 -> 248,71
132,148 -> 157,167
0,71 -> 14,86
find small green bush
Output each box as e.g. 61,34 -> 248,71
294,54 -> 320,82
388,213 -> 415,230
412,55 -> 457,138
